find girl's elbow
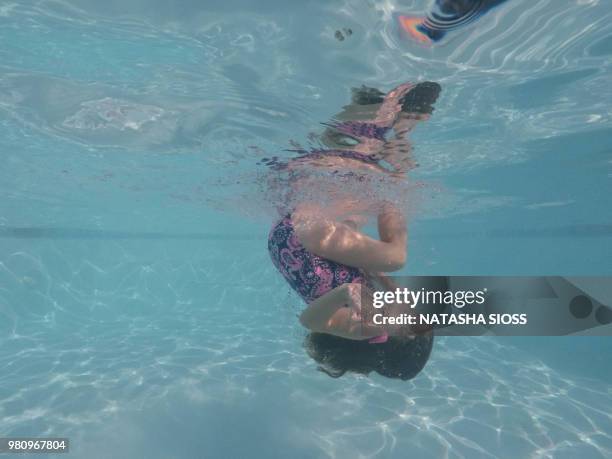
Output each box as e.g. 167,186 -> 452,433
386,251 -> 406,271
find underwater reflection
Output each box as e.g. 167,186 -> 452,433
399,0 -> 511,44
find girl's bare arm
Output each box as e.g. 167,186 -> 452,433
293,204 -> 407,273
299,283 -> 384,340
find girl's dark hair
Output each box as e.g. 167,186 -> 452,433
350,86 -> 386,105
304,332 -> 434,380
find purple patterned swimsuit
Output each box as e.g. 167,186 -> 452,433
266,120 -> 391,342
322,121 -> 390,142
268,215 -> 366,304
268,216 -> 390,343
260,120 -> 390,172
266,121 -> 379,303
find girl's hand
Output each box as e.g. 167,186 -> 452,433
333,283 -> 384,339
342,282 -> 366,321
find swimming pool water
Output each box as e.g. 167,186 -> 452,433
1,0 -> 612,458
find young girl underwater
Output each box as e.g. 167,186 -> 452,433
267,81 -> 441,379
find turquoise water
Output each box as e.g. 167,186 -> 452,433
1,0 -> 612,457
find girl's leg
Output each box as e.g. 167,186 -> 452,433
379,82 -> 440,173
379,115 -> 419,172
293,203 -> 407,273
